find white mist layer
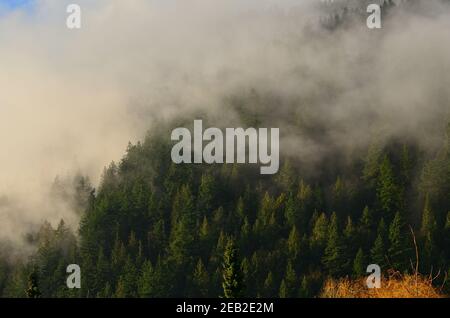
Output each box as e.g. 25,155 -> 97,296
0,0 -> 449,246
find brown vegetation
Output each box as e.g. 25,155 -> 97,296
320,271 -> 447,298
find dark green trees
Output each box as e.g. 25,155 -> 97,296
371,219 -> 387,268
377,156 -> 403,219
169,185 -> 196,266
222,239 -> 244,298
420,194 -> 437,270
26,271 -> 41,298
279,262 -> 297,298
1,121 -> 449,299
322,213 -> 348,277
353,248 -> 366,277
388,212 -> 411,271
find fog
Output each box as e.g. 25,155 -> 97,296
0,0 -> 449,246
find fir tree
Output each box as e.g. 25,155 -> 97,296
377,155 -> 403,219
287,225 -> 301,261
322,213 -> 348,277
285,192 -> 299,227
353,248 -> 366,277
191,259 -> 209,298
26,270 -> 41,298
222,238 -> 244,298
262,271 -> 275,298
311,212 -> 328,252
138,260 -> 153,298
371,218 -> 387,268
388,212 -> 411,271
421,194 -> 437,269
279,261 -> 297,298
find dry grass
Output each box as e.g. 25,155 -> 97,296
320,271 -> 446,298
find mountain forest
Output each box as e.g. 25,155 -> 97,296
0,0 -> 449,298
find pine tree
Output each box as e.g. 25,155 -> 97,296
331,177 -> 346,215
360,206 -> 374,232
192,259 -> 209,297
276,160 -> 296,191
235,197 -> 246,225
197,173 -> 216,217
222,238 -> 244,298
400,145 -> 413,186
421,194 -> 437,270
262,271 -> 275,297
279,279 -> 288,298
343,216 -> 356,255
285,193 -> 299,227
278,261 -> 297,298
287,225 -> 301,260
322,213 -> 348,277
377,155 -> 403,219
311,213 -> 328,252
298,276 -> 311,298
169,185 -> 196,266
421,195 -> 437,237
359,206 -> 375,249
138,260 -> 153,298
297,180 -> 313,231
353,248 -> 366,277
388,212 -> 411,271
26,270 -> 41,298
371,234 -> 386,269
115,256 -> 138,298
371,218 -> 387,268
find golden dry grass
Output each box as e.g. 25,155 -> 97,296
320,272 -> 446,298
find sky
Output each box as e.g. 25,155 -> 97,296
0,0 -> 34,14
2,0 -> 32,7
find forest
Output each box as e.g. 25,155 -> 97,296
0,107 -> 449,297
0,0 -> 449,298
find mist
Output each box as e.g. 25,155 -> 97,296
0,0 -> 449,247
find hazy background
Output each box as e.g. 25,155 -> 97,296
0,0 -> 449,248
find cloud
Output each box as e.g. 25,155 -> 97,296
0,0 -> 449,246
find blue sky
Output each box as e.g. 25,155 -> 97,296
1,0 -> 33,8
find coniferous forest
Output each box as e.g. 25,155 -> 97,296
0,0 -> 450,298
0,114 -> 449,298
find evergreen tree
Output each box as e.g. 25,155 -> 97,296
222,238 -> 244,298
262,271 -> 275,298
311,213 -> 328,253
343,216 -> 356,255
26,271 -> 41,298
285,192 -> 299,227
138,260 -> 153,298
359,206 -> 375,250
278,279 -> 288,298
322,213 -> 348,277
421,194 -> 437,270
371,234 -> 386,269
197,173 -> 216,217
298,276 -> 311,298
297,180 -> 313,231
388,212 -> 411,271
278,261 -> 297,298
169,185 -> 196,266
191,259 -> 209,297
287,225 -> 301,261
360,206 -> 374,232
377,155 -> 402,219
353,248 -> 366,277
331,177 -> 347,215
